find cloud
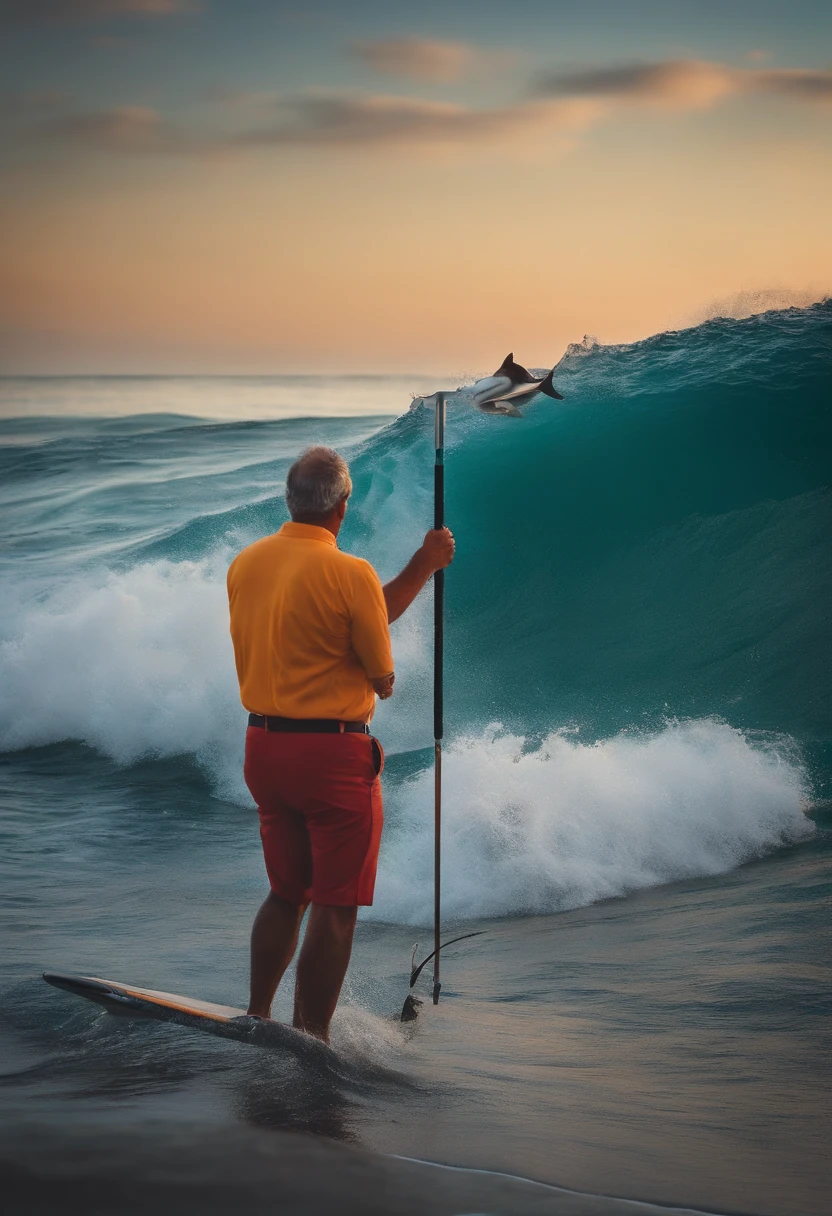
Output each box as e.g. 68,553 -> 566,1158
16,89 -> 595,157
351,36 -> 477,82
536,59 -> 736,109
750,69 -> 832,102
230,91 -> 592,149
37,105 -> 183,151
0,0 -> 197,22
536,58 -> 832,109
13,56 -> 832,163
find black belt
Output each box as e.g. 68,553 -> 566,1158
248,714 -> 370,734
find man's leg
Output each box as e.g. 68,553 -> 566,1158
292,903 -> 358,1043
247,892 -> 305,1018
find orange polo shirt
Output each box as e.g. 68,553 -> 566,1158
227,522 -> 393,722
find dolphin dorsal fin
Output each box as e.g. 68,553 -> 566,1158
493,352 -> 535,384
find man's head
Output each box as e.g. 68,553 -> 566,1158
285,446 -> 352,529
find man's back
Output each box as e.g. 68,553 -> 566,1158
227,521 -> 393,722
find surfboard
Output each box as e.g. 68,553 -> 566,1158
42,971 -> 329,1055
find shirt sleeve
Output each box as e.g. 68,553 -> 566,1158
350,559 -> 394,679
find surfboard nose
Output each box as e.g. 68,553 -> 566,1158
43,971 -> 102,994
43,972 -> 148,1016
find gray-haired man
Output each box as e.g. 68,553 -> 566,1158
228,447 -> 453,1041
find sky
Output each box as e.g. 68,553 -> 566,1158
1,0 -> 831,374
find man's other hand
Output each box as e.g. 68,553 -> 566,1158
421,527 -> 455,572
372,672 -> 395,700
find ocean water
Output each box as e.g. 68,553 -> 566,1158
1,306 -> 830,1214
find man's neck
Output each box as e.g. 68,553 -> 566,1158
293,514 -> 341,540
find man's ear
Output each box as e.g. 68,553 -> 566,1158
336,496 -> 349,521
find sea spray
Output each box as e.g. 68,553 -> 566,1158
0,557 -> 241,772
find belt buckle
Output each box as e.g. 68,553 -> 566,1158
339,721 -> 345,733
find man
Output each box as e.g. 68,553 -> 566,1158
227,446 -> 454,1043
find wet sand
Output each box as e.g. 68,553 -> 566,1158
3,1122 -> 717,1216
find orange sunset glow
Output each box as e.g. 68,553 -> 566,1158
1,3 -> 831,372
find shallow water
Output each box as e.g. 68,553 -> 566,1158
1,742 -> 829,1213
2,312 -> 831,1214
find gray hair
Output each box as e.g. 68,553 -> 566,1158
285,446 -> 352,521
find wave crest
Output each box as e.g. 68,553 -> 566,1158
372,720 -> 812,924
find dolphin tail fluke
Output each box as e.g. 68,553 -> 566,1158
537,367 -> 564,400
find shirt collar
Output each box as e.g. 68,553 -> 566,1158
279,521 -> 337,547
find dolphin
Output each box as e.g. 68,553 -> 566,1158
410,353 -> 564,417
468,353 -> 564,415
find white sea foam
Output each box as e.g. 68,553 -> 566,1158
0,558 -> 246,795
370,721 -> 813,924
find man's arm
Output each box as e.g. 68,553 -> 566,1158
383,528 -> 455,625
350,561 -> 396,700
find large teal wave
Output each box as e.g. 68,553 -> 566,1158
349,304 -> 832,781
1,303 -> 830,786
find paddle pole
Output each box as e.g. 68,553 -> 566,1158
399,358 -> 561,1022
433,392 -> 446,1006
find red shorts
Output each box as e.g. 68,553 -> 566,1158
243,727 -> 384,907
